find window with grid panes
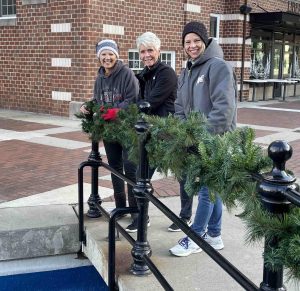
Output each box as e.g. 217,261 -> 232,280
0,0 -> 16,17
128,50 -> 144,74
210,14 -> 220,41
128,50 -> 175,74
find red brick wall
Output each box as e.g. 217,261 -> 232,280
0,0 -> 295,114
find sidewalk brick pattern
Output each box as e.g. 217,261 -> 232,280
1,99 -> 300,203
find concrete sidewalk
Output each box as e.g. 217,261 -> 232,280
1,98 -> 300,290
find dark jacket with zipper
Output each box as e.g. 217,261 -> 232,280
136,61 -> 177,117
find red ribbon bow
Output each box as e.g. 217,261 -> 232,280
101,108 -> 120,121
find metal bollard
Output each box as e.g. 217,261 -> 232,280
86,140 -> 102,218
257,140 -> 297,291
131,102 -> 153,275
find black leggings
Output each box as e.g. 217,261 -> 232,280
103,140 -> 137,208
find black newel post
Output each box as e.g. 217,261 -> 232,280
257,140 -> 297,291
131,102 -> 153,275
86,140 -> 102,218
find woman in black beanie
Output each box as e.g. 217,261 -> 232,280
169,21 -> 237,257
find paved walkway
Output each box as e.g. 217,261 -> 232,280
1,98 -> 300,206
1,99 -> 300,290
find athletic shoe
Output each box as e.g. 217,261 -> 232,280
169,236 -> 202,257
202,233 -> 224,250
125,219 -> 150,233
168,218 -> 192,232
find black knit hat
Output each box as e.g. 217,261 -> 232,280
182,21 -> 208,46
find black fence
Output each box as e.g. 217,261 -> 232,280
77,104 -> 300,291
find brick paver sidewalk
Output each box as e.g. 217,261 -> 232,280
1,99 -> 300,204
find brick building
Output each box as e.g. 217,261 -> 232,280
1,0 -> 300,116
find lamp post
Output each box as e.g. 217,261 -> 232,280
239,2 -> 252,101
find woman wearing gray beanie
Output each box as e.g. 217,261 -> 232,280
80,39 -> 139,211
169,21 -> 237,257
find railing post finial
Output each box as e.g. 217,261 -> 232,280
258,140 -> 297,291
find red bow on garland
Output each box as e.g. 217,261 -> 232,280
101,108 -> 120,121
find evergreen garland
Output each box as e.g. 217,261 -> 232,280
75,101 -> 113,142
76,104 -> 300,281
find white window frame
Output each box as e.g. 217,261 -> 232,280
210,14 -> 220,42
160,51 -> 175,70
0,0 -> 16,17
128,49 -> 144,74
128,49 -> 176,73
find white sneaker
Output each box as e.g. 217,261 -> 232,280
202,233 -> 224,250
169,237 -> 202,257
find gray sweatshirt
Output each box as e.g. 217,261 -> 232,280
93,60 -> 139,108
175,39 -> 237,134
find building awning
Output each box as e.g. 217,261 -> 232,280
250,11 -> 300,33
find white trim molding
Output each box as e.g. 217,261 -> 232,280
51,58 -> 72,68
219,37 -> 252,45
22,0 -> 47,4
227,61 -> 251,68
219,14 -> 249,21
52,91 -> 72,101
0,16 -> 16,26
51,23 -> 71,33
103,24 -> 124,35
183,3 -> 201,13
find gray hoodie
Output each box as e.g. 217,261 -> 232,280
93,60 -> 139,108
175,39 -> 237,134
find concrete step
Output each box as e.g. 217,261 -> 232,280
83,197 -> 276,291
0,204 -> 80,261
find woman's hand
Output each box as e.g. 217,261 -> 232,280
80,104 -> 90,115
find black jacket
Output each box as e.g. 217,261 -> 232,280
136,61 -> 177,117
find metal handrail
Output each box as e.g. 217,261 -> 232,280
145,190 -> 259,291
78,109 -> 299,291
251,173 -> 300,206
285,187 -> 300,206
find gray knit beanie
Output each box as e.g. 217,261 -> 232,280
95,39 -> 119,59
182,21 -> 208,46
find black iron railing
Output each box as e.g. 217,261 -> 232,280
77,102 -> 300,291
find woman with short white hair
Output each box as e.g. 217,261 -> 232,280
125,32 -> 178,233
134,31 -> 177,118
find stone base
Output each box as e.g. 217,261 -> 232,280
0,205 -> 80,261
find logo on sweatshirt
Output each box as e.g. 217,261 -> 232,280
196,75 -> 205,84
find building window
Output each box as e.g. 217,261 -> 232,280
160,51 -> 175,69
294,46 -> 300,77
0,0 -> 16,17
283,44 -> 293,78
128,50 -> 175,74
210,14 -> 220,41
128,50 -> 144,74
251,40 -> 271,79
